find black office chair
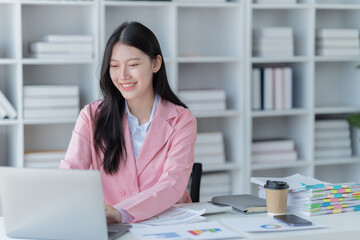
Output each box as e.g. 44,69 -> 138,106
189,162 -> 202,202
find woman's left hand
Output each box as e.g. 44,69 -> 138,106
105,203 -> 123,223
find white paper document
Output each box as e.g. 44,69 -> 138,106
221,217 -> 325,233
136,206 -> 206,226
130,221 -> 244,240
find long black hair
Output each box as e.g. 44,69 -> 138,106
94,21 -> 187,175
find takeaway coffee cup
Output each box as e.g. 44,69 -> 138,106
264,180 -> 289,215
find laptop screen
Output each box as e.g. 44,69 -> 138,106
0,167 -> 113,240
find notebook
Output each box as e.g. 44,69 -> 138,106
0,167 -> 131,240
211,194 -> 267,214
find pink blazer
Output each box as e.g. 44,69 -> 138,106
59,97 -> 197,222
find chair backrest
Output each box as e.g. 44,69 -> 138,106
189,162 -> 202,202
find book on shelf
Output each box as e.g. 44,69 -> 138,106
263,67 -> 273,110
195,154 -> 226,165
196,132 -> 223,144
0,90 -> 17,119
24,161 -> 60,169
29,42 -> 93,54
252,150 -> 298,164
315,130 -> 350,139
253,27 -> 293,38
43,34 -> 93,43
178,89 -> 226,102
0,103 -> 8,119
201,172 -> 231,186
315,119 -> 349,130
254,0 -> 297,4
283,67 -> 292,109
316,47 -> 360,56
253,49 -> 294,57
24,150 -> 66,162
315,138 -> 351,149
23,85 -> 79,97
253,38 -> 294,49
252,139 -> 295,152
316,38 -> 359,48
252,68 -> 261,110
186,101 -> 226,111
201,184 -> 232,195
31,52 -> 93,59
194,143 -> 224,156
315,147 -> 352,159
255,67 -> 293,110
24,107 -> 79,119
316,28 -> 359,39
24,96 -> 79,108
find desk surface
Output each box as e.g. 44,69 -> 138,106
1,211 -> 359,240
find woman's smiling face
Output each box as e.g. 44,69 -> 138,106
109,43 -> 161,104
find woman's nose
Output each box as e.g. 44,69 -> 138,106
119,67 -> 130,80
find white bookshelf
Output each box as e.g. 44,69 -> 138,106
0,0 -> 359,199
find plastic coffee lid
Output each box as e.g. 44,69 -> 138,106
264,180 -> 289,190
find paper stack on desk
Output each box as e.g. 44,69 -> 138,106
251,173 -> 360,216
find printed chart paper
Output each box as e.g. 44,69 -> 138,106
130,221 -> 244,240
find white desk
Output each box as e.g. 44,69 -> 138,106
1,211 -> 359,240
118,211 -> 360,240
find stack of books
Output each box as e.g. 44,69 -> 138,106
252,139 -> 298,164
253,27 -> 294,57
24,150 -> 66,169
29,34 -> 93,59
316,28 -> 360,56
0,90 -> 17,119
251,174 -> 360,216
315,119 -> 352,159
195,132 -> 225,165
178,89 -> 226,112
200,172 -> 231,202
23,85 -> 80,119
252,67 -> 292,111
254,0 -> 297,4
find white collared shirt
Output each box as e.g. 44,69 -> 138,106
125,94 -> 159,160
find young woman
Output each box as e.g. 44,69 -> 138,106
59,22 -> 197,223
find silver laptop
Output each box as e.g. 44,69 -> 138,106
0,167 -> 130,240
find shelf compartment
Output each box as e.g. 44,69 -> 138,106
315,157 -> 360,166
252,115 -> 313,163
22,64 -> 98,109
252,8 -> 313,57
316,9 -> 360,35
0,125 -> 21,167
315,164 -> 360,183
0,3 -> 19,59
104,5 -> 174,59
314,62 -> 360,110
178,62 -> 243,110
197,117 -> 243,169
0,64 -> 20,118
178,6 -> 242,57
24,123 -> 73,154
252,62 -> 313,110
21,4 -> 97,58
